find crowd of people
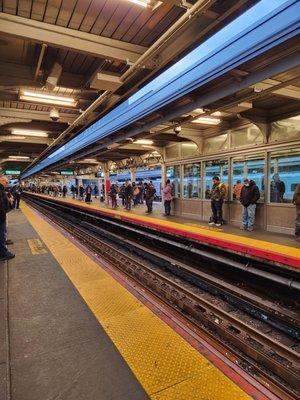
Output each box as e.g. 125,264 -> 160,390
0,177 -> 23,261
21,176 -> 300,243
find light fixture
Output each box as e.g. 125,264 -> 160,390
192,116 -> 221,125
192,108 -> 205,115
290,115 -> 300,121
8,156 -> 30,160
11,129 -> 48,137
8,135 -> 26,140
127,0 -> 150,7
20,91 -> 76,106
134,139 -> 153,145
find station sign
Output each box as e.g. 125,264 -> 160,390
5,169 -> 21,175
60,170 -> 74,176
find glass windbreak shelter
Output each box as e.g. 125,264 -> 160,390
269,150 -> 300,203
204,160 -> 228,198
166,165 -> 181,198
183,164 -> 201,198
232,156 -> 265,201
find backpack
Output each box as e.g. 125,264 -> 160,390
218,183 -> 228,200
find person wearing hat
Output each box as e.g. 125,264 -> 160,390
208,176 -> 227,227
0,176 -> 15,261
239,178 -> 260,231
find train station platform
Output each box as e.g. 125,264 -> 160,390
24,193 -> 300,269
0,204 -> 276,400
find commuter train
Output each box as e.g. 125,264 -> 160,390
110,167 -> 162,200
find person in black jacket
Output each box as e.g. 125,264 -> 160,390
124,181 -> 133,210
240,179 -> 260,231
0,179 -> 15,261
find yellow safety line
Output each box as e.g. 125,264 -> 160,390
32,193 -> 300,260
21,203 -> 250,400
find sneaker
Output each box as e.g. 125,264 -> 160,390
215,223 -> 222,227
247,226 -> 254,231
208,222 -> 215,226
240,226 -> 247,230
0,252 -> 15,261
6,239 -> 14,245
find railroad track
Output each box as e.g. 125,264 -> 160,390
25,196 -> 300,400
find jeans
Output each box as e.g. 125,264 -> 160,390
242,204 -> 256,227
296,205 -> 300,237
0,220 -> 8,256
164,200 -> 171,215
211,200 -> 223,224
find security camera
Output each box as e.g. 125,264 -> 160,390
50,107 -> 60,121
174,125 -> 182,133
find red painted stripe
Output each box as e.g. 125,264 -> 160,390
29,194 -> 300,270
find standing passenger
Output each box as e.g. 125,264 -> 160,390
124,181 -> 133,210
0,178 -> 15,261
12,184 -> 22,209
208,176 -> 226,227
233,180 -> 243,200
293,184 -> 300,241
94,185 -> 99,199
163,179 -> 172,216
144,182 -> 156,214
62,185 -> 68,197
109,184 -> 118,209
79,185 -> 84,201
85,185 -> 92,203
239,179 -> 260,231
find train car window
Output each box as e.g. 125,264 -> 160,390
232,156 -> 265,202
183,164 -> 201,199
204,160 -> 229,199
269,150 -> 300,203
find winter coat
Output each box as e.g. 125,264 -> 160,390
124,184 -> 133,197
210,183 -> 226,201
0,185 -> 11,223
240,181 -> 260,207
163,184 -> 172,201
293,184 -> 300,206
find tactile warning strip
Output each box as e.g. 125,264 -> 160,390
21,203 -> 251,399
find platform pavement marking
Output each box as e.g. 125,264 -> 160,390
27,238 -> 48,255
21,203 -> 251,400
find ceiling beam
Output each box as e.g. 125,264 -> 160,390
0,107 -> 78,124
0,61 -> 87,89
0,13 -> 147,63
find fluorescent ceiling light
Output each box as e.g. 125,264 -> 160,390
290,115 -> 300,120
12,129 -> 48,137
134,139 -> 153,145
192,116 -> 221,125
8,135 -> 26,140
192,108 -> 205,114
78,158 -> 98,163
20,91 -> 76,106
127,0 -> 150,7
8,155 -> 30,160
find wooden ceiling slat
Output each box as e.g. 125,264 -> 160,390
100,2 -> 130,38
55,0 -> 77,27
31,0 -> 48,21
17,0 -> 31,18
90,1 -> 119,36
112,6 -> 142,41
120,6 -> 153,43
78,0 -> 106,33
68,0 -> 92,30
131,2 -> 174,45
43,0 -> 63,24
2,0 -> 17,14
139,6 -> 183,47
62,51 -> 79,72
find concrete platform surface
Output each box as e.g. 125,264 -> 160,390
3,209 -> 148,400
